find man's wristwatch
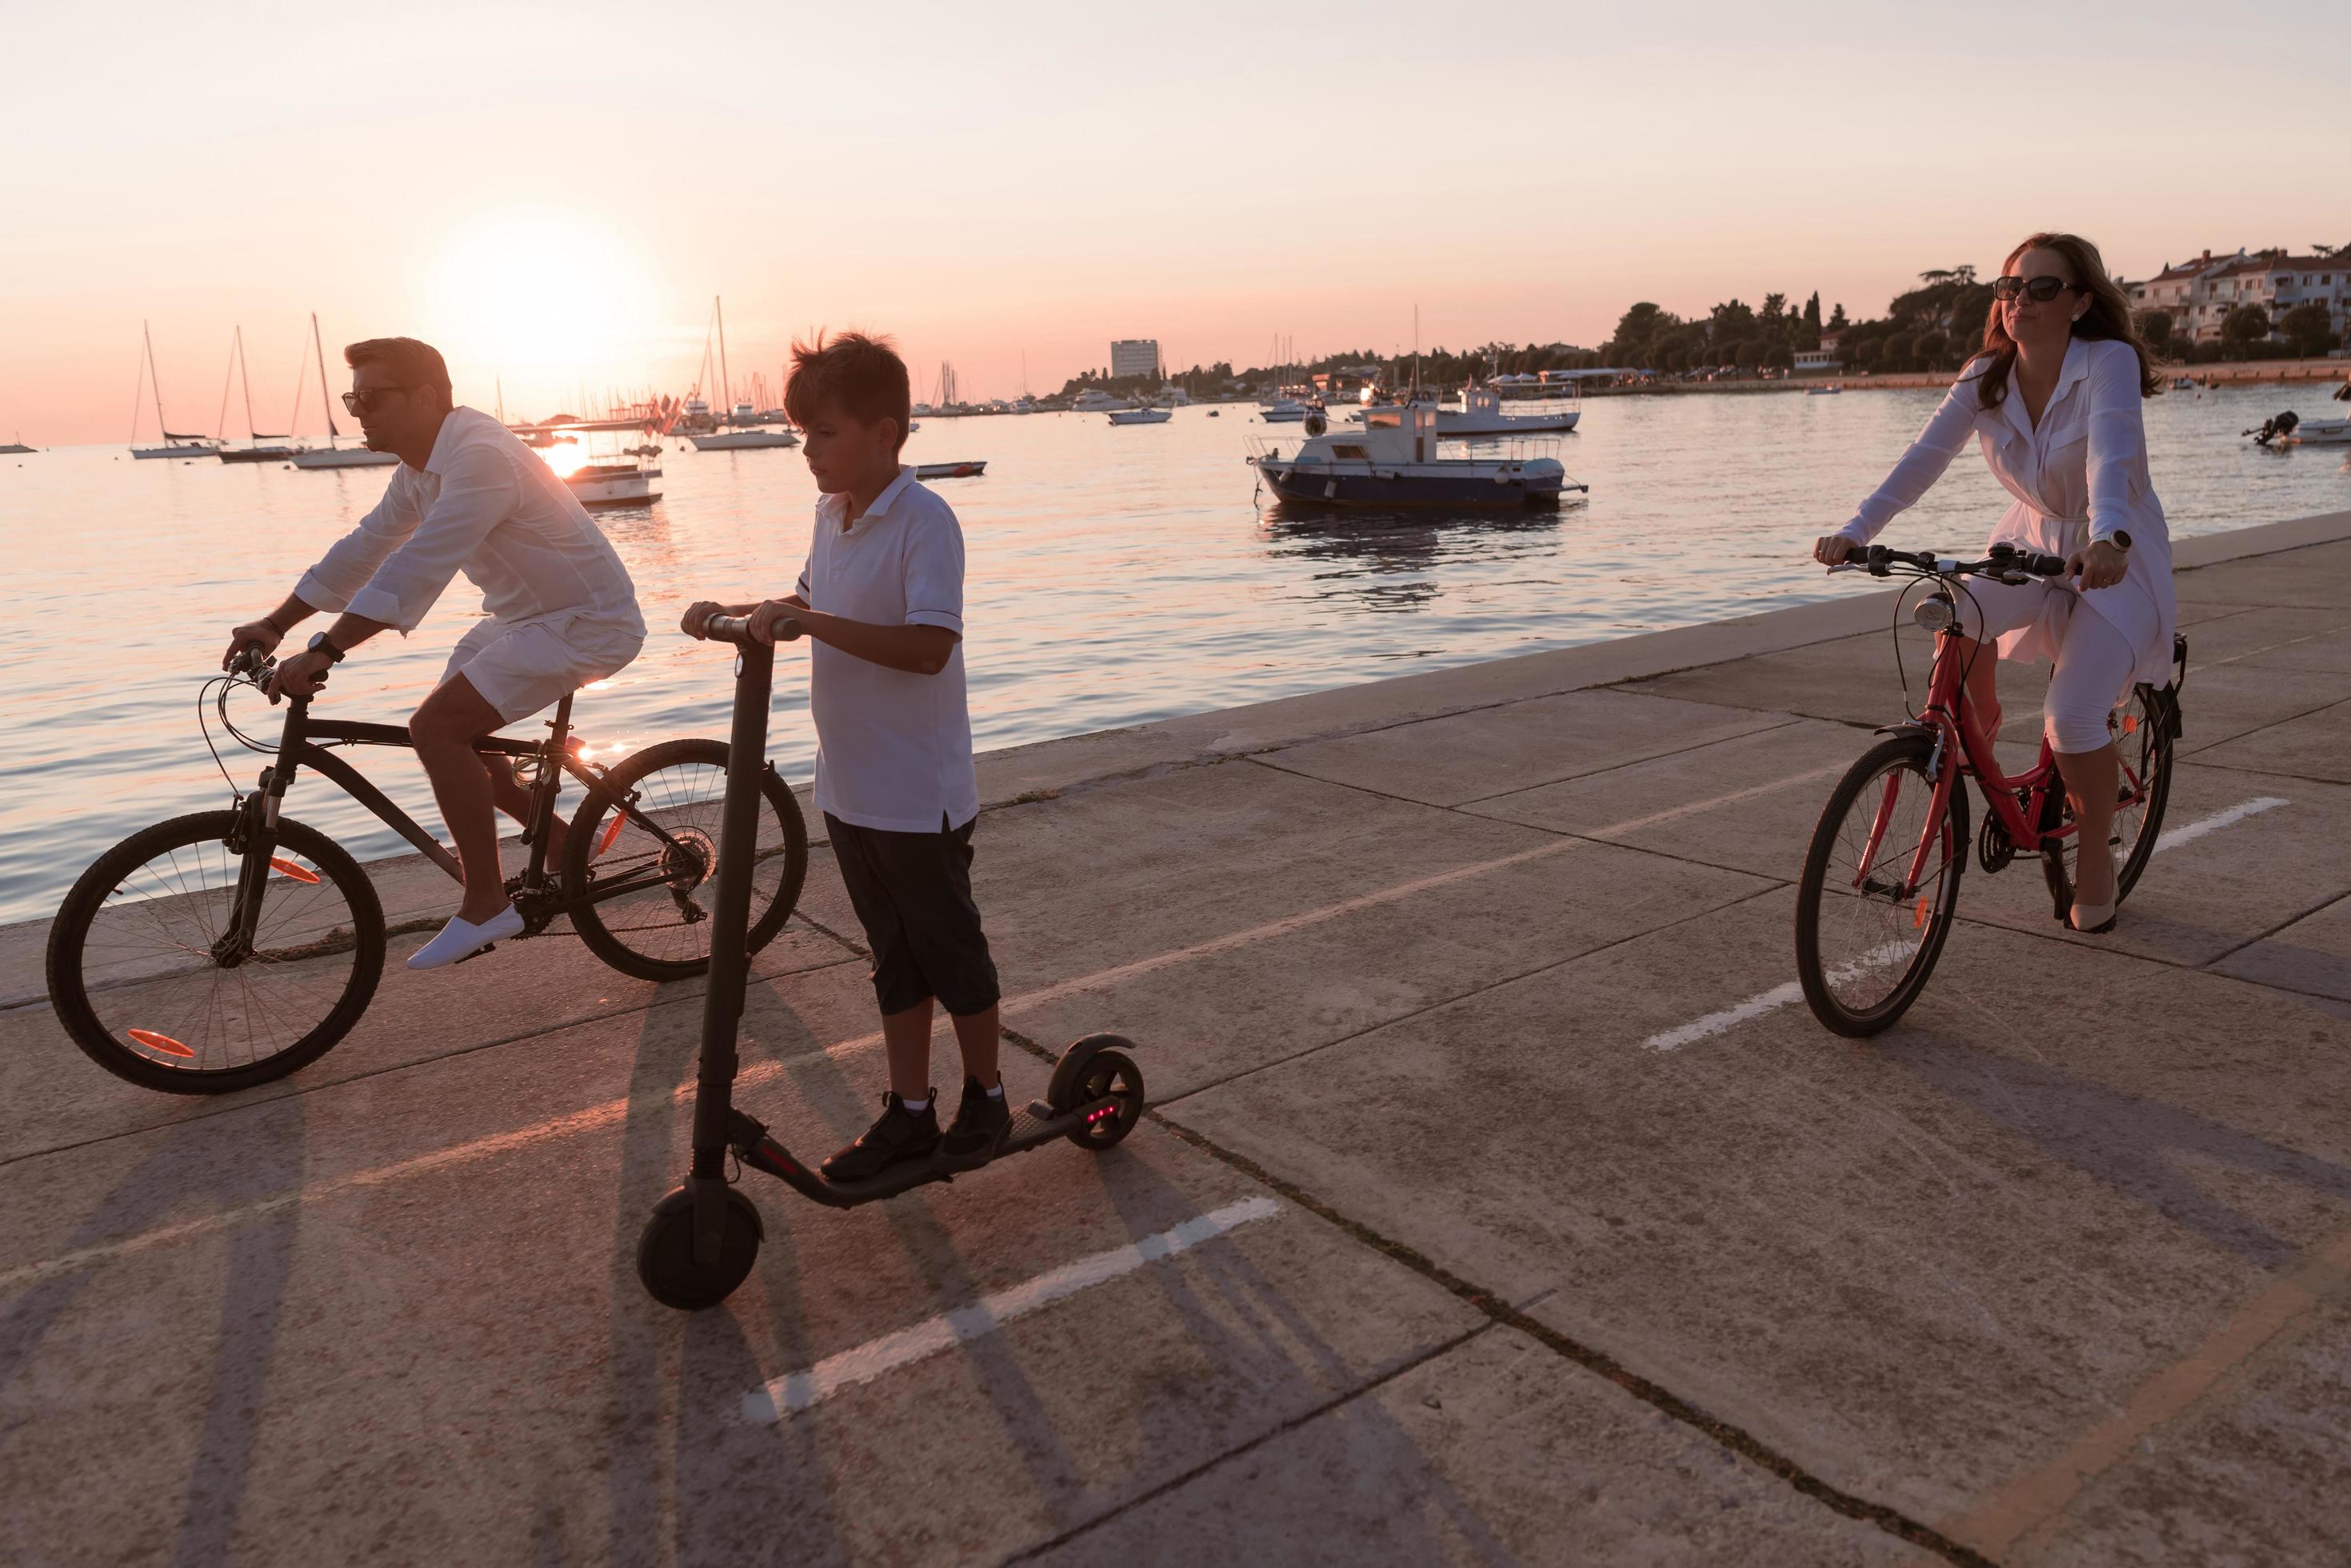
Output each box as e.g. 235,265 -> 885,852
2105,531 -> 2132,552
308,631 -> 346,665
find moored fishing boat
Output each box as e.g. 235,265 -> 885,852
1257,398 -> 1308,423
1249,405 -> 1585,509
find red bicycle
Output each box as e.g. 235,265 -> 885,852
1794,542 -> 2185,1036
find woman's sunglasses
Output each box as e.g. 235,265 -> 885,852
1992,275 -> 2077,304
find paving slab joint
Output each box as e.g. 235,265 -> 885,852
1144,1114 -> 2001,1567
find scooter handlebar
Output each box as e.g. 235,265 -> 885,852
701,613 -> 803,645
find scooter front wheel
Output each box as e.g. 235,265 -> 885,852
637,1185 -> 765,1310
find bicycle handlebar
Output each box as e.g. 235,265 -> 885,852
1833,542 -> 2069,580
701,613 -> 803,646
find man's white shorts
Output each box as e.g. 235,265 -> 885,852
438,610 -> 646,725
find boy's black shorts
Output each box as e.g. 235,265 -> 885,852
825,811 -> 1002,1017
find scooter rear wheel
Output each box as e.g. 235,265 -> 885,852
1049,1035 -> 1145,1150
637,1185 -> 765,1310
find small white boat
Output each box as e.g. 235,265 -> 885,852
214,326 -> 299,462
566,461 -> 662,506
1424,385 -> 1580,435
1249,405 -> 1585,509
690,427 -> 799,450
1107,407 -> 1171,426
1807,386 -> 1841,396
1071,389 -> 1126,414
1258,399 -> 1308,423
2248,410 -> 2351,448
914,460 -> 987,479
133,440 -> 222,459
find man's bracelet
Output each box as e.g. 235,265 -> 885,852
260,615 -> 284,638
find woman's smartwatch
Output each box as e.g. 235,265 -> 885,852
308,630 -> 346,664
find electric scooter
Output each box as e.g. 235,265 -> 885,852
635,614 -> 1146,1310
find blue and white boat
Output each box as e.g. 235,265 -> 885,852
1249,405 -> 1585,509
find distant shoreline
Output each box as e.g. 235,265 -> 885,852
1586,357 -> 2349,396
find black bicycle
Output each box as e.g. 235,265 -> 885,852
45,645 -> 807,1094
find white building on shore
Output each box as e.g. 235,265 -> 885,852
1110,339 -> 1161,380
2123,249 -> 2349,344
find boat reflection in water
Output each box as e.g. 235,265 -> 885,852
1256,499 -> 1565,614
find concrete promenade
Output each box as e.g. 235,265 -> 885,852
4,509 -> 2349,1566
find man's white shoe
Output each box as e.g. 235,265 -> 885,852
408,904 -> 525,970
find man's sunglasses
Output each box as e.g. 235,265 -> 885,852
1992,275 -> 2077,304
340,386 -> 413,416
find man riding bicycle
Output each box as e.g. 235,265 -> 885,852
218,336 -> 646,970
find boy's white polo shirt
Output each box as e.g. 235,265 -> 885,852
796,466 -> 981,834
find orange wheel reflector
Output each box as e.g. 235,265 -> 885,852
1913,898 -> 1930,930
269,857 -> 322,884
2122,714 -> 2139,734
126,1029 -> 196,1058
596,814 -> 625,855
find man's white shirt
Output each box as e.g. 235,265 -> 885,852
297,406 -> 642,637
796,466 -> 980,834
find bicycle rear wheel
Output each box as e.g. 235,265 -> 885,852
46,811 -> 386,1093
1794,736 -> 1969,1038
563,738 -> 807,981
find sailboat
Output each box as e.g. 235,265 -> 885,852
687,297 -> 798,450
215,326 -> 301,462
129,321 -> 223,458
291,314 -> 398,469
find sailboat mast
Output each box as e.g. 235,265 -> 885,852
310,313 -> 341,449
238,326 -> 258,441
144,321 -> 167,439
130,331 -> 152,443
714,296 -> 732,413
217,328 -> 237,440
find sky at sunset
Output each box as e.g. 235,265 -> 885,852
4,0 -> 2339,445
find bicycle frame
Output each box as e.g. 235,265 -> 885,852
222,687 -> 705,950
1858,623 -> 2157,900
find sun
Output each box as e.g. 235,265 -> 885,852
420,207 -> 655,400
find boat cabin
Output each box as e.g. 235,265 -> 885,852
1357,403 -> 1441,461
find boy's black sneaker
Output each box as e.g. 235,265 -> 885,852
940,1075 -> 1011,1167
821,1090 -> 940,1182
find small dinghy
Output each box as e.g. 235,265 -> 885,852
914,461 -> 987,479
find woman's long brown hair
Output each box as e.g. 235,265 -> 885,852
1970,231 -> 2164,410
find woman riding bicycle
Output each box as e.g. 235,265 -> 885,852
1811,231 -> 2174,934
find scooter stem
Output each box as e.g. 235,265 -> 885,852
686,633 -> 774,1259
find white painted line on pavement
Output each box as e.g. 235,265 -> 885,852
740,1196 -> 1281,1422
3,758 -> 1841,1288
1634,794 -> 2292,1055
2153,796 -> 2287,853
1641,942 -> 1912,1053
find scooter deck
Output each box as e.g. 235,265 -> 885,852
731,1096 -> 1120,1208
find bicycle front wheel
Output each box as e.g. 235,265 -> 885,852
563,738 -> 807,981
1794,737 -> 1969,1038
46,811 -> 386,1093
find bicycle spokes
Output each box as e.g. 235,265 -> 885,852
1811,751 -> 1959,1021
82,837 -> 363,1074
